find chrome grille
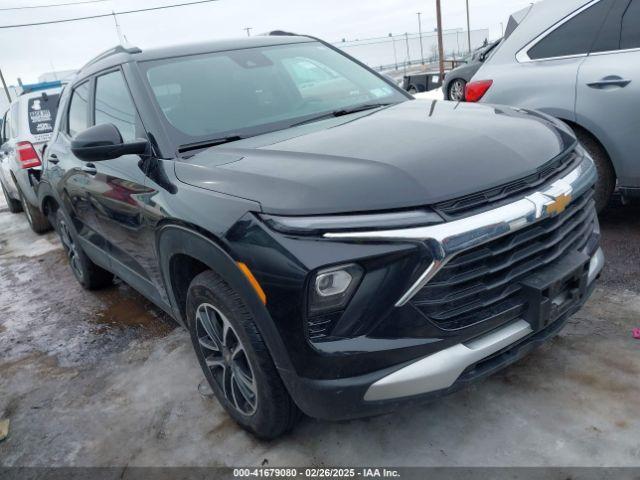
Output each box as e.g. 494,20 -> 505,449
411,188 -> 596,331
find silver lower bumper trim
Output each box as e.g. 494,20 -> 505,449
364,248 -> 603,403
588,247 -> 604,285
364,319 -> 533,402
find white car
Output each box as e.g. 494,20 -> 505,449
0,83 -> 62,232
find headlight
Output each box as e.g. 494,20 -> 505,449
260,209 -> 442,236
308,263 -> 363,315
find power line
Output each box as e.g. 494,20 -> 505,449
0,0 -> 219,29
0,0 -> 109,12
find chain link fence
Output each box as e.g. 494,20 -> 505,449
333,29 -> 491,72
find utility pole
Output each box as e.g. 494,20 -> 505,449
243,27 -> 252,37
417,12 -> 424,65
389,33 -> 398,70
466,0 -> 472,52
500,21 -> 504,37
404,32 -> 410,69
435,0 -> 445,80
112,11 -> 126,45
0,68 -> 10,103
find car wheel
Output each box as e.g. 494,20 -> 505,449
186,270 -> 299,439
18,188 -> 51,234
448,79 -> 466,101
407,85 -> 418,94
56,209 -> 113,289
574,129 -> 615,213
1,181 -> 23,213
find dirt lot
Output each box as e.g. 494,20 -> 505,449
1,195 -> 639,467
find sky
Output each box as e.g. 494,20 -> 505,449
0,0 -> 534,85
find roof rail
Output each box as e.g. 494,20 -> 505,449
264,30 -> 298,36
80,44 -> 142,72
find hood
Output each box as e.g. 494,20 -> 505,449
175,100 -> 576,215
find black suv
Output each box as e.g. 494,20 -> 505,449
38,35 -> 603,438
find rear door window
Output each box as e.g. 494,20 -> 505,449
621,0 -> 640,49
527,0 -> 615,60
27,93 -> 60,140
589,0 -> 639,52
67,82 -> 90,137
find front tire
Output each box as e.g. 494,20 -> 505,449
1,181 -> 22,213
448,79 -> 466,101
18,188 -> 51,234
186,270 -> 299,439
56,209 -> 113,290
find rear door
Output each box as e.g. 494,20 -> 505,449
52,80 -> 110,252
576,0 -> 640,189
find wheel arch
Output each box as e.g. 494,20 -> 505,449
559,118 -> 617,179
155,222 -> 295,374
37,181 -> 60,221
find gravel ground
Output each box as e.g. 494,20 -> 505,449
0,195 -> 639,467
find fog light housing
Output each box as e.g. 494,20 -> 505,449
308,264 -> 363,315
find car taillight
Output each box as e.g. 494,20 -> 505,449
16,141 -> 41,169
465,80 -> 493,102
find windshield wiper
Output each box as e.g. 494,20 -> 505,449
290,102 -> 395,128
178,135 -> 244,154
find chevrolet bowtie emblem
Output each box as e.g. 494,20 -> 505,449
546,193 -> 572,216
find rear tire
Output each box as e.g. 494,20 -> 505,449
56,209 -> 113,290
574,128 -> 615,213
186,270 -> 299,439
1,181 -> 22,214
18,188 -> 51,234
448,79 -> 466,101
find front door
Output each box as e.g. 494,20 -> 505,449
86,69 -> 160,301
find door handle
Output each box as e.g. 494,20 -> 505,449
587,76 -> 631,89
81,163 -> 97,175
48,154 -> 59,164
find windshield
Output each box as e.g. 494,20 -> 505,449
142,41 -> 407,146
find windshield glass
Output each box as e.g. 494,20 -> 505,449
142,41 -> 407,145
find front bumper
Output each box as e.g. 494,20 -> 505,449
266,156 -> 602,420
282,247 -> 602,420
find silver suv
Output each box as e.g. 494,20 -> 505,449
466,0 -> 640,211
0,84 -> 62,232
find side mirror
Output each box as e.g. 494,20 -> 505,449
71,123 -> 148,162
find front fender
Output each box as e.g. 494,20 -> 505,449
156,224 -> 296,374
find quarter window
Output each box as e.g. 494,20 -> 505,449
94,71 -> 137,141
527,0 -> 615,60
621,0 -> 640,49
68,82 -> 90,137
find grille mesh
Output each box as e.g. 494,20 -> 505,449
412,188 -> 596,331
